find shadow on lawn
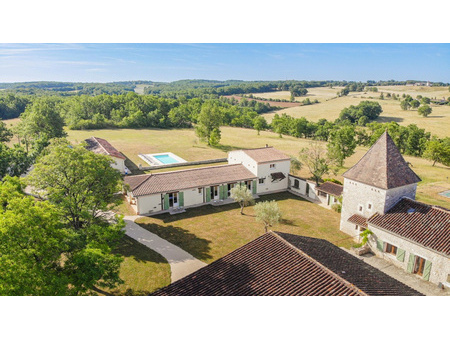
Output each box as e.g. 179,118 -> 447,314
137,222 -> 213,261
124,155 -> 145,175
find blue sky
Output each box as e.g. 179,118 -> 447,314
0,43 -> 448,83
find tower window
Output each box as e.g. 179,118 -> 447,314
368,203 -> 372,210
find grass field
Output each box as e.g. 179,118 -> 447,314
67,126 -> 450,208
253,87 -> 343,103
262,93 -> 450,138
135,192 -> 354,264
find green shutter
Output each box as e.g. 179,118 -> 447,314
179,191 -> 184,207
406,254 -> 415,273
163,194 -> 169,210
252,180 -> 257,194
422,260 -> 432,281
205,187 -> 211,202
219,185 -> 225,200
327,194 -> 331,205
396,248 -> 406,262
376,239 -> 384,251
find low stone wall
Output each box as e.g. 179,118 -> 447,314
139,158 -> 228,171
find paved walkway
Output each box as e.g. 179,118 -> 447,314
343,248 -> 449,296
123,215 -> 207,283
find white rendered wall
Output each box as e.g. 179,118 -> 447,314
227,150 -> 258,175
136,194 -> 162,215
111,157 -> 125,174
183,187 -> 204,207
368,226 -> 450,286
256,161 -> 290,194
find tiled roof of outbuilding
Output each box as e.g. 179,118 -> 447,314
152,232 -> 423,296
343,131 -> 421,189
124,164 -> 256,196
241,147 -> 290,163
347,214 -> 368,228
85,137 -> 126,160
316,182 -> 343,196
368,198 -> 450,256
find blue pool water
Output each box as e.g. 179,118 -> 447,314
154,154 -> 180,164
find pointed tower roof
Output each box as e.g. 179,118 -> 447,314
343,131 -> 421,190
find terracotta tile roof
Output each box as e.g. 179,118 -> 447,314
348,214 -> 368,228
275,233 -> 422,296
368,198 -> 450,256
343,131 -> 421,189
316,182 -> 343,196
152,232 -> 423,296
85,137 -> 126,160
241,147 -> 290,163
124,164 -> 256,196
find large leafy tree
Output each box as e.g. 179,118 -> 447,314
0,143 -> 32,179
0,120 -> 12,143
423,138 -> 450,167
0,176 -> 124,295
27,139 -> 123,230
327,125 -> 356,167
195,102 -> 223,146
418,104 -> 432,117
298,141 -> 333,185
230,185 -> 254,215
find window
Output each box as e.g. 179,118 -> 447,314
368,203 -> 372,210
246,180 -> 252,190
198,188 -> 202,194
334,197 -> 338,203
293,179 -> 299,189
384,243 -> 397,255
259,178 -> 265,184
306,184 -> 309,195
413,256 -> 426,276
269,163 -> 276,169
358,205 -> 363,213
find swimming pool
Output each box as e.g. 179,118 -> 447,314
138,152 -> 187,167
153,154 -> 180,164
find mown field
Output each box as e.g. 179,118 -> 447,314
66,126 -> 449,208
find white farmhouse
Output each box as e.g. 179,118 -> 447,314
124,146 -> 290,215
340,131 -> 450,286
85,137 -> 127,174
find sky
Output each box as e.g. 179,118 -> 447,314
0,43 -> 449,83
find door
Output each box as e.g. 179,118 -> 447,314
211,186 -> 219,200
169,192 -> 179,208
227,183 -> 236,197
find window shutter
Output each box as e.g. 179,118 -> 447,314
219,185 -> 225,200
406,254 -> 415,273
252,180 -> 257,194
163,194 -> 169,210
376,239 -> 384,251
205,187 -> 211,202
396,248 -> 406,262
179,192 -> 184,207
422,260 -> 432,281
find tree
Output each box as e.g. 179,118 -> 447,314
27,139 -> 123,230
253,116 -> 267,135
327,126 -> 357,167
423,138 -> 450,166
230,184 -> 254,215
410,99 -> 420,109
298,142 -> 332,185
418,104 -> 432,117
421,97 -> 431,104
0,120 -> 12,143
400,100 -> 411,111
0,143 -> 32,179
255,200 -> 282,233
0,176 -> 124,295
195,102 -> 223,146
290,156 -> 302,174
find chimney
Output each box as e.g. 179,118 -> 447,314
265,144 -> 268,148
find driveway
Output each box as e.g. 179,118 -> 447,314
123,215 -> 207,283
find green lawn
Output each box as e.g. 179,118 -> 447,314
98,235 -> 170,295
135,192 -> 354,264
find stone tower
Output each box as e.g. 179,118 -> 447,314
340,131 -> 421,239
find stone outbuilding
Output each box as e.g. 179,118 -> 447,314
85,137 -> 127,174
340,131 -> 449,287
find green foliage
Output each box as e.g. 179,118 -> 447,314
410,99 -> 420,109
418,104 -> 432,117
195,101 -> 223,146
400,100 -> 411,110
327,125 -> 356,167
359,229 -> 373,246
253,115 -> 268,135
0,94 -> 30,119
338,101 -> 382,125
255,200 -> 282,233
230,185 -> 254,215
290,156 -> 302,174
421,97 -> 431,104
26,139 -> 123,230
0,176 -> 124,295
0,120 -> 13,143
423,137 -> 450,166
298,142 -> 332,185
0,143 -> 32,179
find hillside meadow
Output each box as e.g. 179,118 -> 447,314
66,126 -> 450,208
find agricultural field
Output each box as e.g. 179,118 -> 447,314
67,126 -> 450,208
253,87 -> 343,103
260,87 -> 450,138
